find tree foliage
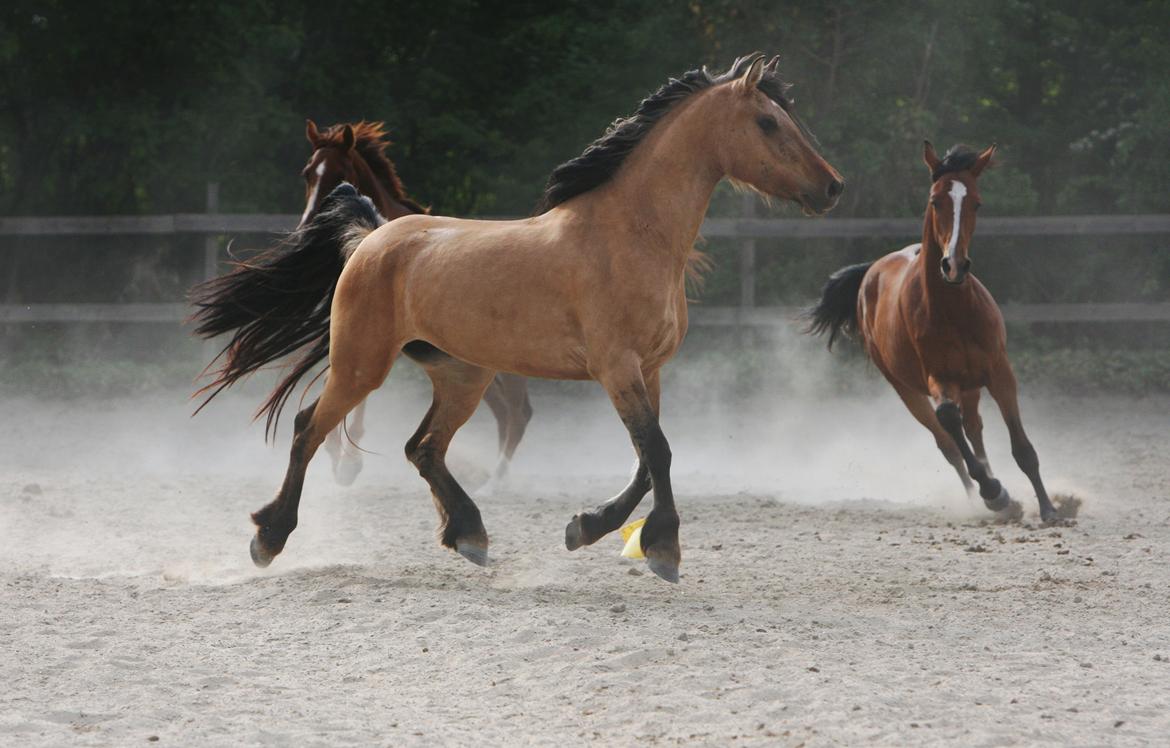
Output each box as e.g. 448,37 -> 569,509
3,0 -> 1167,217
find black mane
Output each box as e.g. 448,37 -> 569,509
932,145 -> 982,182
536,55 -> 796,213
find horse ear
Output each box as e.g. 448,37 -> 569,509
341,124 -> 356,151
923,140 -> 941,173
305,119 -> 321,147
735,54 -> 766,94
971,143 -> 997,177
763,55 -> 780,74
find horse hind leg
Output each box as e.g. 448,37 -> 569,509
249,358 -> 392,566
479,374 -> 533,494
403,345 -> 497,566
988,365 -> 1057,523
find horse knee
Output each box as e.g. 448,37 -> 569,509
935,402 -> 962,433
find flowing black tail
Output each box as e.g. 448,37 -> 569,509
188,183 -> 384,437
803,261 -> 872,350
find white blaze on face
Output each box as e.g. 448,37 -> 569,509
299,161 -> 328,226
945,180 -> 968,259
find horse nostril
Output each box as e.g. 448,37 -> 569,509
960,258 -> 972,274
827,178 -> 844,199
941,257 -> 952,275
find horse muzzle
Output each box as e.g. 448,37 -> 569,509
940,256 -> 971,285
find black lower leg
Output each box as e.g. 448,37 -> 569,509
407,442 -> 489,564
935,402 -> 1005,506
1009,427 -> 1056,521
629,420 -> 680,582
565,462 -> 651,550
251,403 -> 316,566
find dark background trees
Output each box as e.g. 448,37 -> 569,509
4,0 -> 1167,217
1,0 -> 1168,380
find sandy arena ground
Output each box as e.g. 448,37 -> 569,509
2,374 -> 1168,745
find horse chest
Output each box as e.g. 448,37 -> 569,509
912,324 -> 993,388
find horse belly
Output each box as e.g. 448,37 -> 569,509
400,246 -> 592,379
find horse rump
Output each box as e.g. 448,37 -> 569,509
803,261 -> 872,350
188,183 -> 385,436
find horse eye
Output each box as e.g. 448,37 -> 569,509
756,115 -> 778,134
974,202 -> 982,211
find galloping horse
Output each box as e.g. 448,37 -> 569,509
192,54 -> 843,581
807,142 -> 1056,523
297,120 -> 533,487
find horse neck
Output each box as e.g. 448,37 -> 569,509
588,95 -> 724,260
349,152 -> 415,220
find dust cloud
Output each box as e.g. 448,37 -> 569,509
0,323 -> 1108,583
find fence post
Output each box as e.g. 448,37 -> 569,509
203,182 -> 220,281
738,192 -> 757,335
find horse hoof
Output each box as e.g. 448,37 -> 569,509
565,515 -> 586,551
456,542 -> 489,567
646,555 -> 680,584
332,455 -> 362,487
249,535 -> 274,568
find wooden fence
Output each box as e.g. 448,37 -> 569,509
3,187 -> 1170,325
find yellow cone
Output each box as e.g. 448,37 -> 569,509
620,517 -> 646,559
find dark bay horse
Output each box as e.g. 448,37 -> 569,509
192,54 -> 844,582
807,142 -> 1056,523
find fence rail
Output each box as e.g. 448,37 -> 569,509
5,212 -> 1170,238
3,197 -> 1169,325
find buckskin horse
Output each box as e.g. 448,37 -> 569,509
807,142 -> 1057,523
296,119 -> 533,487
191,54 -> 843,582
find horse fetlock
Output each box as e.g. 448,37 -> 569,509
249,522 -> 294,568
440,512 -> 488,553
564,510 -> 605,550
979,478 -> 1006,505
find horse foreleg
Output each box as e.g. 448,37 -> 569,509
564,369 -> 659,550
892,383 -> 973,492
592,362 -> 678,583
987,365 -> 1056,523
928,377 -> 1010,511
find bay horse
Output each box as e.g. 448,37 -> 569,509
297,120 -> 533,488
806,142 -> 1056,523
192,54 -> 844,582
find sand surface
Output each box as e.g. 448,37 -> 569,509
2,382 -> 1168,746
